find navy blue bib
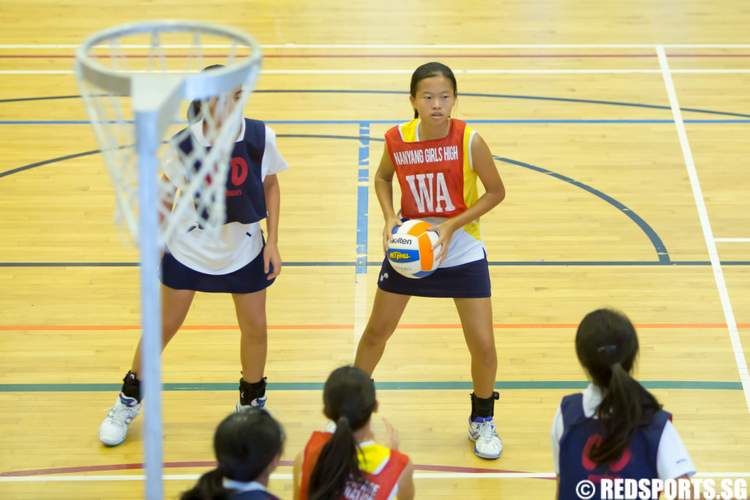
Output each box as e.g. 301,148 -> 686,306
177,118 -> 267,224
557,393 -> 671,500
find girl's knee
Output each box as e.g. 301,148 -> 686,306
470,336 -> 497,363
362,324 -> 393,345
241,321 -> 268,341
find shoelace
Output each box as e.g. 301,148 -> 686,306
476,420 -> 498,439
107,403 -> 138,424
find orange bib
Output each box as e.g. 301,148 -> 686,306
385,118 -> 469,219
299,431 -> 409,500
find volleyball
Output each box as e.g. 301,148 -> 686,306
387,219 -> 441,279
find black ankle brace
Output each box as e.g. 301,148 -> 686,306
471,391 -> 500,420
239,376 -> 267,405
121,371 -> 142,402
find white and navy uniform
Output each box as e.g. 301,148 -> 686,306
379,118 -> 490,298
161,118 -> 288,293
552,384 -> 695,500
222,478 -> 280,500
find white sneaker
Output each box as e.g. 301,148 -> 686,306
99,393 -> 141,446
468,417 -> 504,459
235,394 -> 267,413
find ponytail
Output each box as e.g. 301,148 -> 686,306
589,363 -> 660,464
180,468 -> 231,500
181,409 -> 284,500
576,309 -> 662,465
308,416 -> 364,500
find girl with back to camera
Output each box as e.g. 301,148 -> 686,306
293,365 -> 415,500
182,409 -> 284,500
553,309 -> 695,500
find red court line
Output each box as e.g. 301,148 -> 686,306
0,323 -> 747,331
2,53 -> 750,59
0,460 -> 536,478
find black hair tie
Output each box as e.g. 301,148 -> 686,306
597,344 -> 618,356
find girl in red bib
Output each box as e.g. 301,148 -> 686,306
293,366 -> 415,500
354,62 -> 506,459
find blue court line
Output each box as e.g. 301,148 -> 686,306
257,90 -> 750,120
0,132 -> 723,265
0,149 -> 99,178
0,380 -> 741,392
2,261 -> 749,268
2,119 -> 750,125
0,134 -> 672,265
3,90 -> 750,119
356,123 -> 370,274
496,157 -> 670,264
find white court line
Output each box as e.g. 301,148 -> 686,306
2,472 -> 750,482
3,43 -> 750,49
715,237 -> 750,243
656,45 -> 750,412
3,69 -> 750,76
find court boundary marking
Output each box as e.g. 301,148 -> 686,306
496,157 -> 669,263
2,472 -> 749,482
0,460 -> 535,478
656,46 -> 750,412
2,260 -> 749,267
0,137 -> 672,263
0,381 -> 743,392
2,90 -> 750,119
4,69 -> 750,75
3,43 -> 750,49
3,472 -> 749,482
353,123 -> 369,352
2,321 -> 747,331
3,52 -> 750,60
0,43 -> 748,487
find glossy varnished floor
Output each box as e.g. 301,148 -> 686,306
1,1 -> 749,498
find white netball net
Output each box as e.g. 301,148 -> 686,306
75,21 -> 262,247
75,21 -> 262,500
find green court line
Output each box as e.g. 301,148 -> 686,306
0,380 -> 742,392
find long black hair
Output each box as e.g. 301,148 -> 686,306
187,64 -> 227,123
576,308 -> 662,465
308,366 -> 377,500
409,62 -> 457,118
181,409 -> 284,500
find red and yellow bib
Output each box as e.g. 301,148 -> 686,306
385,118 -> 479,235
299,431 -> 409,500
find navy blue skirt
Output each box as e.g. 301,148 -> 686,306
160,250 -> 275,294
377,256 -> 491,298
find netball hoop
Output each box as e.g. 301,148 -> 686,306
75,21 -> 262,499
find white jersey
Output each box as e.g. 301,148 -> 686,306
551,383 -> 696,480
165,119 -> 288,275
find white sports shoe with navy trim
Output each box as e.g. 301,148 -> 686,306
235,394 -> 267,413
99,393 -> 141,446
469,417 -> 504,459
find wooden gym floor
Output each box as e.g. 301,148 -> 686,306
1,1 -> 749,498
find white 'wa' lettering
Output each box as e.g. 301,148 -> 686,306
405,172 -> 456,213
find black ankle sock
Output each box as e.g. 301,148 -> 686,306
121,371 -> 142,402
239,376 -> 267,405
471,391 -> 499,420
